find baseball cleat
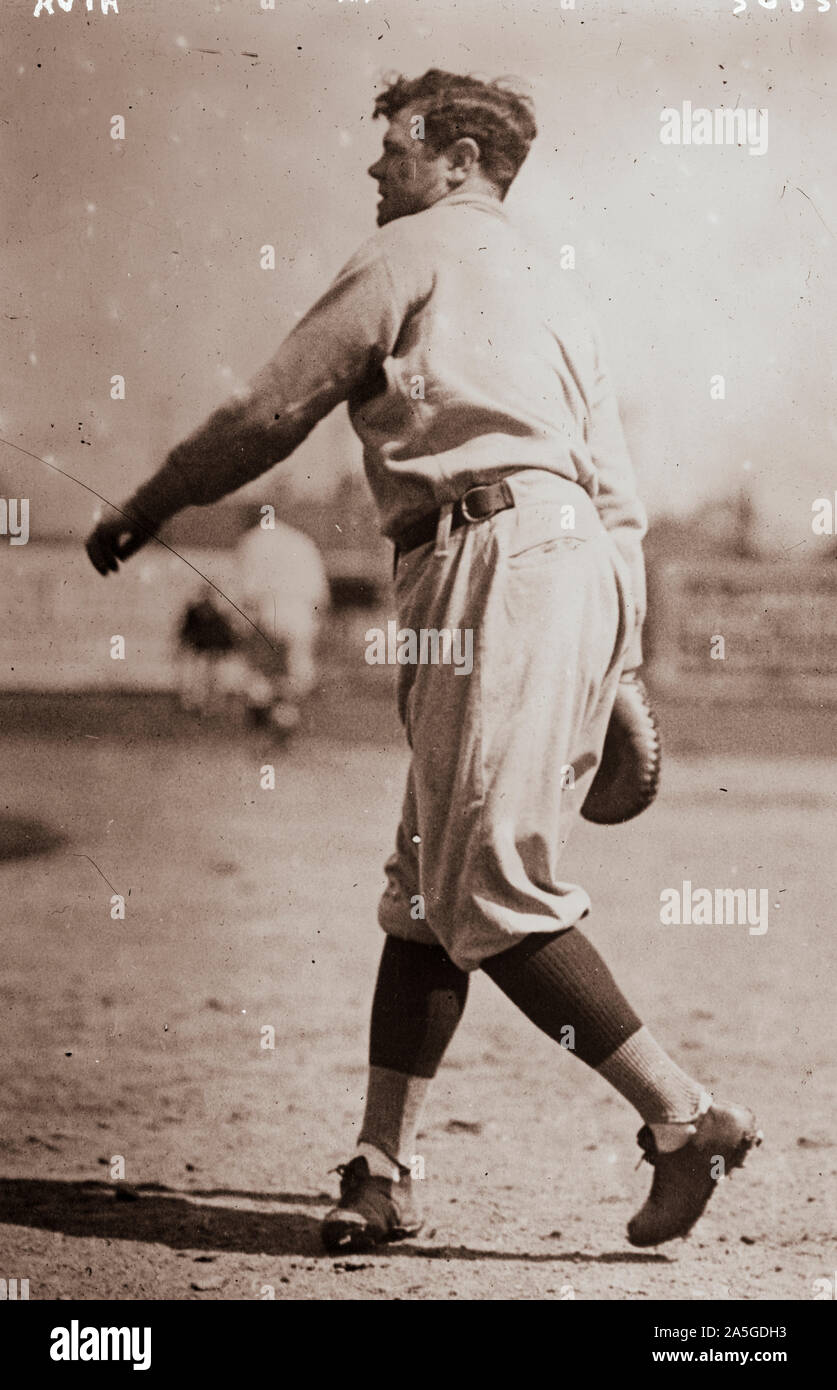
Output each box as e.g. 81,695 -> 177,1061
321,1155 -> 422,1254
627,1101 -> 762,1248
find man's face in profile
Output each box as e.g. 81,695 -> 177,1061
368,107 -> 451,226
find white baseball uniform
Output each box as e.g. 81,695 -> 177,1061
127,191 -> 647,969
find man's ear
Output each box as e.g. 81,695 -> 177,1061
446,136 -> 481,184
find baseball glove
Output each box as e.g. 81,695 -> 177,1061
581,671 -> 661,825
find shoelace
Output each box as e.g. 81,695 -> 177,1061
634,1125 -> 659,1170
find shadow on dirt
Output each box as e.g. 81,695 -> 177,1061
0,1178 -> 323,1257
406,1244 -> 670,1264
0,816 -> 68,862
0,1178 -> 671,1264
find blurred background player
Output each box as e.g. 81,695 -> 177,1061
175,582 -> 239,716
233,514 -> 329,737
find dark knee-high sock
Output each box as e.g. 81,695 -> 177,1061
482,928 -> 707,1135
357,937 -> 469,1169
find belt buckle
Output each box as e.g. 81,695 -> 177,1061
459,486 -> 485,523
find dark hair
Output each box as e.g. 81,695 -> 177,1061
373,69 -> 537,197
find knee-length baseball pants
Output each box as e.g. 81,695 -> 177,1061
378,468 -> 638,972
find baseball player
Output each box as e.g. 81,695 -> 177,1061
86,69 -> 760,1253
175,583 -> 239,716
233,515 -> 329,735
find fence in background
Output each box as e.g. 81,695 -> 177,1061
4,545 -> 837,704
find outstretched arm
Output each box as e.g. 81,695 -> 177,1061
86,238 -> 407,574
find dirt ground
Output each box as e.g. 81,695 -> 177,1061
1,691 -> 835,1301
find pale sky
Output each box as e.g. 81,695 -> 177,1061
2,0 -> 835,552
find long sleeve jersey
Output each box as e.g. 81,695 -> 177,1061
130,190 -> 648,665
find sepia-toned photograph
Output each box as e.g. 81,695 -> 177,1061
2,0 -> 835,1341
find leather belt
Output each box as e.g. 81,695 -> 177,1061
393,479 -> 516,562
